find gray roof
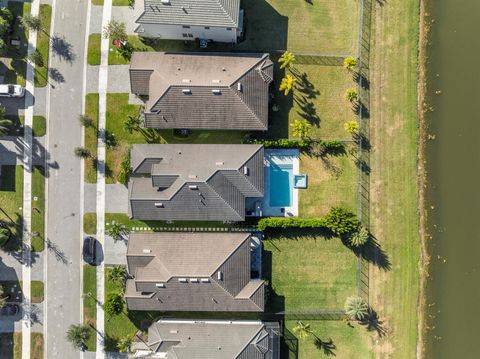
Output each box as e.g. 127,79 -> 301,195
135,0 -> 240,28
125,232 -> 264,312
146,320 -> 280,359
128,144 -> 264,221
129,52 -> 273,131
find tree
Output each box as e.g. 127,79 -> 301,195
323,207 -> 359,236
78,114 -> 94,128
0,17 -> 8,37
292,321 -> 313,340
290,119 -> 311,139
278,51 -> 296,69
117,336 -> 133,353
0,285 -> 7,308
345,88 -> 358,103
345,296 -> 369,321
349,226 -> 369,247
66,324 -> 91,350
104,293 -> 124,316
343,57 -> 358,71
344,120 -> 359,135
27,50 -> 44,67
123,115 -> 139,134
0,118 -> 13,136
107,222 -> 128,241
279,74 -> 295,95
117,42 -> 134,61
0,7 -> 14,24
0,227 -> 11,248
20,14 -> 42,32
103,20 -> 127,41
108,265 -> 127,288
118,150 -> 131,186
74,147 -> 91,158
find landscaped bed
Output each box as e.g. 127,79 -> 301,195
264,232 -> 357,311
0,165 -> 24,250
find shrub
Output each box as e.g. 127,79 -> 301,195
118,149 -> 131,186
349,226 -> 370,247
323,207 -> 359,235
345,296 -> 369,321
245,138 -> 343,152
290,119 -> 311,139
103,293 -> 124,316
79,114 -> 94,128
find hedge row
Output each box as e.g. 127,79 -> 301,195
245,138 -> 344,151
257,207 -> 359,235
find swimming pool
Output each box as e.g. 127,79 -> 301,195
269,162 -> 293,207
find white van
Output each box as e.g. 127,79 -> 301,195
0,84 -> 25,98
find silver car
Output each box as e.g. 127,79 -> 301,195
0,84 -> 25,97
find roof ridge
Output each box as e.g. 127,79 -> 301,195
215,0 -> 238,27
206,171 -> 245,220
234,326 -> 265,359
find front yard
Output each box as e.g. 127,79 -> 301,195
0,165 -> 23,250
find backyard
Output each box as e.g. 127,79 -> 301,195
0,165 -> 23,250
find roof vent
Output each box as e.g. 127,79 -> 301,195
156,283 -> 165,288
201,278 -> 210,283
212,89 -> 221,94
178,278 -> 187,283
237,82 -> 242,91
170,330 -> 178,334
182,79 -> 191,83
190,278 -> 198,283
182,89 -> 191,94
212,79 -> 221,84
188,174 -> 197,179
243,166 -> 249,175
215,161 -> 224,166
154,202 -> 164,208
142,249 -> 151,254
189,185 -> 198,190
161,0 -> 170,4
222,68 -> 226,71
217,271 -> 223,281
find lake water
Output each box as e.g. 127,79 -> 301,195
425,1 -> 480,357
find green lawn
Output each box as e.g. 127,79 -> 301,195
92,0 -> 104,5
87,34 -> 101,66
34,4 -> 52,87
32,116 -> 46,137
264,233 -> 357,311
299,151 -> 358,218
268,64 -> 357,140
284,320 -> 372,359
31,280 -> 44,303
85,94 -> 99,183
0,333 -> 21,359
31,332 -> 43,359
112,0 -> 131,5
83,212 -> 97,235
83,264 -> 97,351
31,166 -> 45,252
2,2 -> 29,86
0,165 -> 23,250
2,116 -> 46,137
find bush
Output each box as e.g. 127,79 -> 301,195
118,149 -> 131,186
323,207 -> 359,235
245,138 -> 344,152
104,293 -> 124,316
349,226 -> 370,247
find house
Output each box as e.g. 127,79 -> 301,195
129,52 -> 273,131
128,144 -> 264,222
124,232 -> 264,312
133,0 -> 244,43
134,319 -> 281,359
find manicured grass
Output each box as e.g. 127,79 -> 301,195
264,233 -> 357,311
31,166 -> 45,252
83,212 -> 97,235
3,58 -> 27,87
299,151 -> 358,218
34,4 -> 52,87
92,0 -> 104,5
87,34 -> 101,66
31,332 -> 43,359
31,281 -> 44,303
0,165 -> 23,249
269,64 -> 357,140
112,0 -> 131,5
85,94 -> 99,183
32,116 -> 46,137
0,332 -> 22,359
83,264 -> 97,351
284,320 -> 372,359
368,0 -> 420,358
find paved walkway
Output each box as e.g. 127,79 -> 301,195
111,6 -> 136,35
84,183 -> 128,213
104,235 -> 127,265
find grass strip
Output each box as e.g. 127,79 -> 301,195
31,166 -> 45,252
85,93 -> 99,183
34,4 -> 52,87
87,34 -> 101,65
83,264 -> 97,351
83,213 -> 97,235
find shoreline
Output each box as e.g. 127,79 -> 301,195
416,0 -> 431,358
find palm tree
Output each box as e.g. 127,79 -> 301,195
117,336 -> 133,353
123,115 -> 140,134
79,115 -> 94,128
27,50 -> 44,68
349,226 -> 369,247
66,324 -> 91,350
343,57 -> 358,71
279,74 -> 295,95
103,20 -> 127,41
20,14 -> 42,32
0,227 -> 11,248
108,265 -> 127,287
74,147 -> 91,158
107,222 -> 128,241
344,120 -> 359,135
0,104 -> 12,136
291,119 -> 311,139
278,51 -> 296,69
292,321 -> 314,340
345,88 -> 358,103
345,296 -> 369,321
0,285 -> 7,308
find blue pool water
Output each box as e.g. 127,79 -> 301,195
269,162 -> 293,207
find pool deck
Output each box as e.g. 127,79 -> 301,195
263,149 -> 299,217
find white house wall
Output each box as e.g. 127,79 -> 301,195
138,23 -> 238,43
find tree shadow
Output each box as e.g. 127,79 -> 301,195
50,35 -> 76,63
294,95 -> 320,127
353,71 -> 370,90
262,249 -> 285,314
267,58 -> 291,139
359,308 -> 387,338
44,237 -> 68,265
353,101 -> 370,119
48,67 -> 65,83
291,69 -> 320,100
314,337 -> 337,356
342,235 -> 391,271
282,327 -> 299,359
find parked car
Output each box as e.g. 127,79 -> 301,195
0,84 -> 25,97
83,236 -> 97,265
0,304 -> 20,316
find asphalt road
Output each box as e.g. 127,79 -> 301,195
45,0 -> 89,357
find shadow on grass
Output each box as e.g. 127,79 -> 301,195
342,235 -> 391,271
359,308 -> 388,338
314,337 -> 337,357
282,327 -> 299,359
